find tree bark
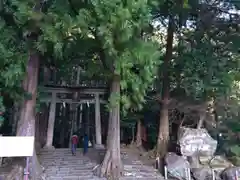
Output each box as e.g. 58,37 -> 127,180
156,14 -> 174,171
35,112 -> 41,151
130,125 -> 135,144
106,104 -> 113,148
196,111 -> 206,129
12,103 -> 19,135
95,75 -> 123,179
16,52 -> 43,179
136,120 -> 142,147
43,66 -> 50,84
197,99 -> 214,129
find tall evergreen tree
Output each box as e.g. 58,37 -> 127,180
75,0 -> 161,178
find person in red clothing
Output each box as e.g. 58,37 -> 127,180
71,133 -> 78,155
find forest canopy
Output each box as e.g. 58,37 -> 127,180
0,0 -> 240,179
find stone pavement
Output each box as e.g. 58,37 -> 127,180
39,148 -> 164,180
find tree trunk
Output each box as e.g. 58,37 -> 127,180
136,120 -> 142,147
130,125 -> 135,144
12,103 -> 19,135
95,75 -> 123,179
156,15 -> 174,171
43,66 -> 50,84
16,52 -> 42,179
106,104 -> 113,148
196,111 -> 206,129
197,100 -> 214,129
35,112 -> 41,151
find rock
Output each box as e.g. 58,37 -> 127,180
165,152 -> 190,180
187,156 -> 201,168
178,127 -> 217,156
199,156 -> 213,165
199,155 -> 234,173
191,167 -> 221,180
221,166 -> 240,180
209,156 -> 233,174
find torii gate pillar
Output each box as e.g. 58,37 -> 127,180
94,93 -> 103,148
44,92 -> 57,149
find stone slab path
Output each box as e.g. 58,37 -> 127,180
39,148 -> 164,180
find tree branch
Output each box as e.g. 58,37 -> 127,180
89,28 -> 114,73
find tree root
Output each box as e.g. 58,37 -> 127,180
94,150 -> 123,180
143,147 -> 157,158
29,149 -> 44,180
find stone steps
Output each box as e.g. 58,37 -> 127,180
39,148 -> 164,180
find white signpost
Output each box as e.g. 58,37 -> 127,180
0,136 -> 34,180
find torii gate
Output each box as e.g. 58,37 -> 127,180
39,85 -> 107,149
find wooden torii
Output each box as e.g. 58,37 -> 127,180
39,85 -> 107,149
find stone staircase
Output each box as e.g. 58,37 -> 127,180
39,148 -> 164,180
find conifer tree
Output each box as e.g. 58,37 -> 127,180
1,0 -> 160,178
75,0 -> 160,178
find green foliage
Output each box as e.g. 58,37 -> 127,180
75,0 -> 161,113
149,0 -> 240,156
0,14 -> 27,92
0,0 -> 162,127
178,27 -> 240,99
0,0 -> 240,163
0,0 -> 52,127
208,84 -> 240,164
0,1 -> 29,127
160,0 -> 240,101
121,112 -> 141,127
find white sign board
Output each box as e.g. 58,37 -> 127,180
0,136 -> 34,157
